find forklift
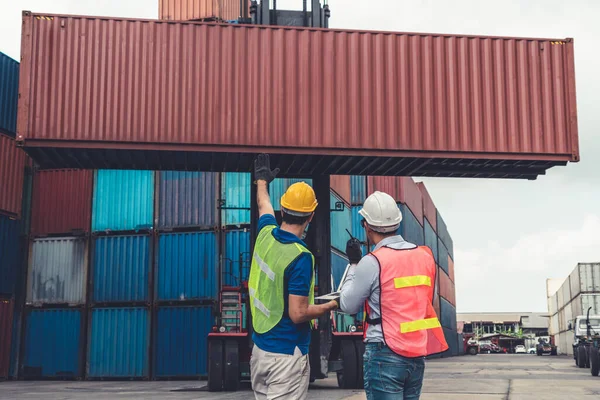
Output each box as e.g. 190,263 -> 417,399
207,171 -> 367,391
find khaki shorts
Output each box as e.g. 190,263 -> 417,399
250,345 -> 310,400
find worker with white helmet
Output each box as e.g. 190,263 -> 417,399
248,154 -> 338,400
340,191 -> 448,400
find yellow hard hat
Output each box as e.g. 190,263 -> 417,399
280,182 -> 318,216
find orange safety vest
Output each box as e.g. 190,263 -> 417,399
364,245 -> 449,358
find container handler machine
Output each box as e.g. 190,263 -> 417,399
570,307 -> 600,376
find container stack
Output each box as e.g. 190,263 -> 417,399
548,264 -> 600,355
0,51 -> 26,381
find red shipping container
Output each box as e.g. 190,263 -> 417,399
30,170 -> 93,236
0,133 -> 26,218
159,0 -> 248,21
0,298 -> 14,380
433,269 -> 441,317
439,268 -> 456,306
330,175 -> 351,205
448,254 -> 455,283
417,182 -> 436,231
18,13 -> 578,178
368,177 -> 423,225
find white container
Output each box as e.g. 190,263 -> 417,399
570,294 -> 600,318
558,309 -> 565,333
569,263 -> 600,297
547,278 -> 565,297
549,314 -> 559,335
548,293 -> 559,316
564,301 -> 573,329
558,332 -> 568,355
560,278 -> 571,310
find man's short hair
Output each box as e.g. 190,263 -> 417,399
282,211 -> 311,226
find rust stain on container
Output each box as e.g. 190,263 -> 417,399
159,0 -> 247,21
31,170 -> 93,236
0,133 -> 26,218
368,177 -> 423,225
17,13 -> 579,178
417,182 -> 437,231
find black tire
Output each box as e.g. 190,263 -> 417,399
354,340 -> 365,390
223,340 -> 240,392
551,348 -> 557,356
468,347 -> 477,356
578,346 -> 587,369
338,340 -> 359,389
590,347 -> 600,377
208,339 -> 224,392
585,347 -> 591,369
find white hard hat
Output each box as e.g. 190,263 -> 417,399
359,191 -> 402,233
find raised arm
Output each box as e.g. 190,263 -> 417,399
254,154 -> 279,217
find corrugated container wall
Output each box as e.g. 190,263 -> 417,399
569,263 -> 600,297
221,173 -> 250,226
30,169 -> 93,236
448,255 -> 455,282
0,299 -> 13,379
571,294 -> 600,317
350,176 -> 366,205
547,277 -> 566,297
92,235 -> 150,303
22,309 -> 82,378
417,182 -> 437,231
18,14 -> 579,177
548,293 -> 558,316
223,229 -> 250,287
436,211 -> 454,259
92,170 -> 154,232
159,0 -> 246,21
330,192 -> 352,252
157,232 -> 217,301
330,176 -> 351,205
0,215 -> 19,294
154,306 -> 213,377
0,52 -> 19,136
27,237 -> 87,305
440,297 -> 457,332
158,171 -> 218,229
19,167 -> 33,236
331,250 -> 349,291
88,307 -> 149,378
399,204 -> 424,246
351,207 -> 367,256
368,177 -> 423,224
0,134 -> 25,217
439,270 -> 456,306
424,219 -> 438,265
559,279 -> 571,310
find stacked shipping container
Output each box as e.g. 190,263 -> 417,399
548,264 -> 600,355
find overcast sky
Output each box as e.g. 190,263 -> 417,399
1,0 -> 598,313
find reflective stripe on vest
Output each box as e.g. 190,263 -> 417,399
248,225 -> 315,334
369,245 -> 449,358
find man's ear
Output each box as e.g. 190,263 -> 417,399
308,213 -> 314,223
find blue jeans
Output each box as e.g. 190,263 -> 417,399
363,343 -> 425,400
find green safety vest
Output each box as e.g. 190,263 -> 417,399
248,225 -> 315,334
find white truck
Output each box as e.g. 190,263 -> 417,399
569,308 -> 600,377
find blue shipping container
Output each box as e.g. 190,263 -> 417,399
330,192 -> 352,252
350,175 -> 366,205
399,204 -> 424,246
155,306 -> 213,377
436,210 -> 454,259
0,52 -> 19,136
424,219 -> 438,265
93,235 -> 150,302
221,173 -> 250,226
438,238 -> 449,275
443,327 -> 458,358
88,307 -> 149,378
223,229 -> 251,287
0,215 -> 19,294
157,232 -> 218,301
351,207 -> 369,256
92,170 -> 154,232
158,171 -> 218,229
23,309 -> 81,378
440,297 -> 457,331
8,306 -> 20,378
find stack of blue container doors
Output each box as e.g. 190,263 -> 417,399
436,210 -> 458,357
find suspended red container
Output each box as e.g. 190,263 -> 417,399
368,176 -> 423,225
17,12 -> 578,178
330,175 -> 351,205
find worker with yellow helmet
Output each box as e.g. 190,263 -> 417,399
249,154 -> 338,400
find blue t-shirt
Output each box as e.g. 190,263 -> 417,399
252,214 -> 313,356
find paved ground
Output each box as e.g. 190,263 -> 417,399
1,354 -> 599,399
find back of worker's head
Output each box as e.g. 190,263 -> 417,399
280,182 -> 318,226
359,191 -> 402,242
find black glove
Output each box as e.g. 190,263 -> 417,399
254,153 -> 280,183
346,238 -> 363,264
